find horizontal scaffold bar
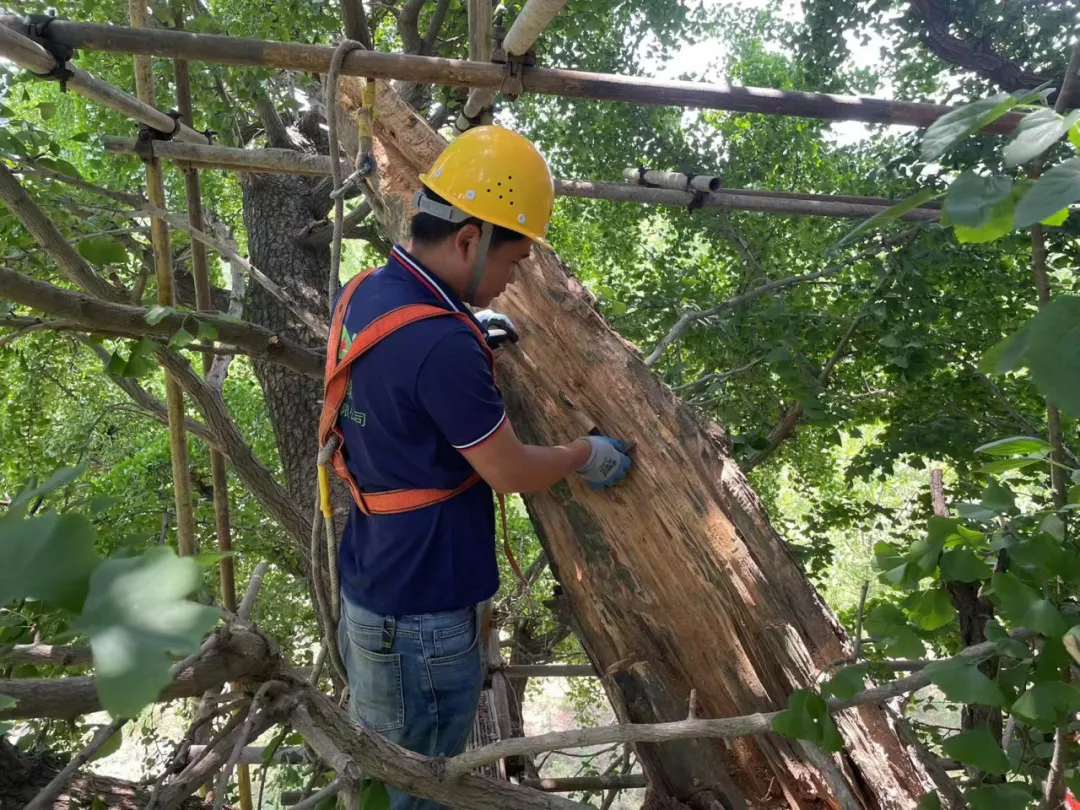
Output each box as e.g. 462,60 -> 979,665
0,17 -> 1021,133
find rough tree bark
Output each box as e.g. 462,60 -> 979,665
0,741 -> 206,810
335,79 -> 931,810
240,115 -> 332,501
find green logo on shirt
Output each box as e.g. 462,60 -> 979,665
341,377 -> 366,427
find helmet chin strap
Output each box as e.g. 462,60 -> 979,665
465,222 -> 493,305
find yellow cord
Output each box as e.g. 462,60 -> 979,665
318,464 -> 333,518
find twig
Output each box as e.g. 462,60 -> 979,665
687,689 -> 699,720
214,681 -> 280,810
852,581 -> 870,661
671,356 -> 766,393
445,624 -> 1037,779
645,229 -> 916,366
930,469 -> 949,518
1039,726 -> 1067,810
289,777 -> 347,810
238,562 -> 269,622
23,718 -> 127,810
291,704 -> 362,781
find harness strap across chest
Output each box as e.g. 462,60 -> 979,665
318,268 -> 526,586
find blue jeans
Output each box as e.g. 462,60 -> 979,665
338,592 -> 485,810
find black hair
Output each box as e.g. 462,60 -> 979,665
410,189 -> 526,248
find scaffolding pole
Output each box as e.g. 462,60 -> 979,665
0,17 -> 1022,133
128,0 -> 198,557
0,23 -> 208,145
100,137 -> 939,221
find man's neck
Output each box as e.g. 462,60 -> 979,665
404,241 -> 467,301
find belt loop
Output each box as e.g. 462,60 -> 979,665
381,615 -> 396,651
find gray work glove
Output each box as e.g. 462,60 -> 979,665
576,436 -> 632,489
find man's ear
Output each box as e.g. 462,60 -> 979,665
453,223 -> 482,264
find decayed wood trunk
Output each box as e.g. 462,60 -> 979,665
0,740 -> 206,810
341,81 -> 930,810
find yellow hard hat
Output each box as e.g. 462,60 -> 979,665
418,126 -> 554,247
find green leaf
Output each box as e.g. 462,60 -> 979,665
985,619 -> 1032,660
956,502 -> 999,522
966,784 -> 1034,810
975,436 -> 1052,456
358,778 -> 390,810
980,329 -> 1030,375
1011,681 -> 1080,731
1015,156 -> 1080,229
977,458 -> 1041,474
168,327 -> 195,350
37,102 -> 56,121
1003,108 -> 1076,167
75,548 -> 220,718
89,725 -> 123,761
989,572 -> 1069,637
0,695 -> 17,709
865,603 -> 926,657
1071,122 -> 1080,151
770,688 -> 844,753
924,657 -> 1007,707
915,794 -> 942,810
943,172 -> 1014,227
104,351 -> 128,376
953,203 -> 1014,243
822,664 -> 867,699
77,237 -> 128,267
942,727 -> 1010,774
196,320 -> 218,341
0,511 -> 101,612
121,350 -> 157,378
832,188 -> 940,251
907,588 -> 956,631
940,548 -> 993,583
145,306 -> 175,326
922,93 -> 1018,161
982,479 -> 1016,513
1039,514 -> 1065,541
9,466 -> 85,514
1022,296 -> 1080,415
1040,207 -> 1070,227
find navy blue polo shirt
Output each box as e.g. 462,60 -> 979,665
334,245 -> 504,616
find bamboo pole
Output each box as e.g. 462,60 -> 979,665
0,18 -> 1023,133
172,20 -> 251,806
0,23 -> 208,145
556,178 -> 940,221
623,168 -> 722,193
100,137 -> 939,220
129,0 -> 197,557
458,0 -> 494,127
501,0 -> 566,56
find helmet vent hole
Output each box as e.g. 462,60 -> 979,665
497,182 -> 502,187
499,195 -> 503,199
510,201 -> 514,206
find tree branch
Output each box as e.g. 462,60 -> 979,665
341,0 -> 373,50
741,262 -> 901,471
421,0 -> 453,55
0,266 -> 322,378
24,719 -> 128,810
0,163 -> 122,302
448,624 -> 1034,779
644,229 -> 916,367
0,626 -> 272,720
0,643 -> 93,668
81,338 -> 215,445
909,0 -> 1052,94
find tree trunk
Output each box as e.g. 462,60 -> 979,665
0,740 -> 206,810
341,80 -> 930,810
240,169 -> 330,502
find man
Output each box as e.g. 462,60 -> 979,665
319,125 -> 631,809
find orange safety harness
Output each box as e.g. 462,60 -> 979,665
317,269 -> 527,587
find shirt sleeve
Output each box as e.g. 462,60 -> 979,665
415,327 -> 506,450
